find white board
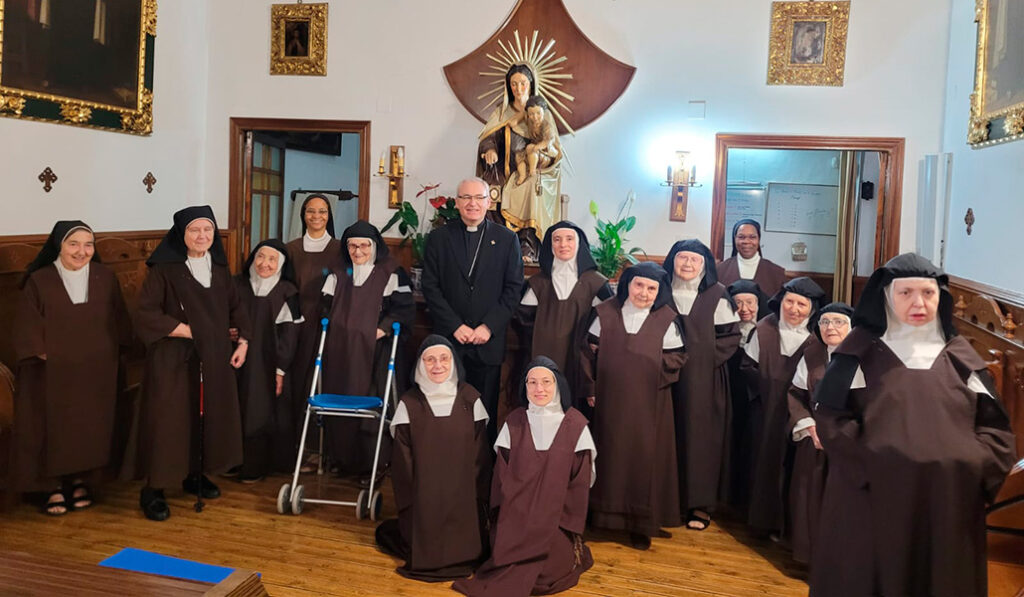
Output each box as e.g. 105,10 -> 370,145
764,183 -> 838,236
724,186 -> 766,241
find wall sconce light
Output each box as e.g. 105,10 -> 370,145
663,150 -> 700,222
375,145 -> 408,208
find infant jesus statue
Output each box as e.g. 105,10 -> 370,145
512,95 -> 559,186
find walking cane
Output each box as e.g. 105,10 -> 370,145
195,360 -> 205,513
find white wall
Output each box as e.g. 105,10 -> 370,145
0,0 -> 210,235
940,0 -> 1024,293
203,0 -> 953,257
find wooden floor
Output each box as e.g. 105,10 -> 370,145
0,474 -> 1020,596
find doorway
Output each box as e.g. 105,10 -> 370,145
228,118 -> 371,267
711,134 -> 905,303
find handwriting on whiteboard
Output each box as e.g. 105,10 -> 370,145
764,183 -> 839,236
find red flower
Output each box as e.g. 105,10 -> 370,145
429,195 -> 448,209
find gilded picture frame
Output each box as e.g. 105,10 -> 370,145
0,0 -> 156,135
270,3 -> 327,76
766,1 -> 850,87
969,0 -> 1024,147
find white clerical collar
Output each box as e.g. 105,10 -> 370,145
186,252 -> 212,288
551,255 -> 578,300
303,231 -> 331,253
54,258 -> 89,304
671,270 -> 703,315
737,253 -> 760,279
880,279 -> 946,369
621,300 -> 651,334
778,313 -> 811,356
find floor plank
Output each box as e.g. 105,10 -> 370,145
0,474 -> 1018,596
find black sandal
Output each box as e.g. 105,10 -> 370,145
686,509 -> 711,531
69,481 -> 93,510
44,490 -> 68,516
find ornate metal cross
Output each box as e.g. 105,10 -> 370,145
38,167 -> 57,192
144,172 -> 157,193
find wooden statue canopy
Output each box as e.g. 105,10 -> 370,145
443,0 -> 636,135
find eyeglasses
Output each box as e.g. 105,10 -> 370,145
423,355 -> 451,366
456,194 -> 487,203
526,378 -> 556,388
348,242 -> 372,251
818,317 -> 850,329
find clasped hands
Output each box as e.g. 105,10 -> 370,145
454,323 -> 491,345
170,323 -> 247,369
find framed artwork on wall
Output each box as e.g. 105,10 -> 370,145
270,2 -> 327,76
766,1 -> 850,87
969,0 -> 1024,147
0,0 -> 156,135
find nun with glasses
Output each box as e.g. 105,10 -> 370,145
285,194 -> 341,443
375,335 -> 491,582
809,254 -> 1016,597
741,276 -> 826,536
454,356 -> 596,597
785,301 -> 852,565
517,222 -> 613,404
133,206 -> 251,521
716,219 -> 787,299
723,279 -> 770,509
12,221 -> 132,516
662,239 -> 741,531
320,220 -> 415,478
579,262 -> 688,550
232,239 -> 303,483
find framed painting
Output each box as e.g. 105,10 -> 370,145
270,2 -> 327,76
0,0 -> 156,135
969,0 -> 1024,147
766,1 -> 850,87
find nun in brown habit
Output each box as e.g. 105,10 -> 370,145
133,206 -> 251,521
662,240 -> 741,530
12,221 -> 132,515
785,301 -> 852,565
374,335 -> 491,581
723,279 -> 769,508
715,219 -> 787,299
809,254 -> 1017,597
233,239 -> 303,482
320,220 -> 414,477
453,356 -> 596,596
579,262 -> 687,550
741,276 -> 825,534
516,222 -> 612,404
285,194 -> 341,464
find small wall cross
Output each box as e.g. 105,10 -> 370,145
38,167 -> 57,192
143,172 -> 157,193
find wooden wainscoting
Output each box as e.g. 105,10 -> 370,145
949,276 -> 1024,568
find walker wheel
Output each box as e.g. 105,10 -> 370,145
355,489 -> 368,520
369,490 -> 383,522
291,484 -> 305,515
277,484 -> 292,514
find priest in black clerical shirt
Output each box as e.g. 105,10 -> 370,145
421,177 -> 524,442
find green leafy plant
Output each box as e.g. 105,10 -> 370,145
589,192 -> 645,279
381,183 -> 456,265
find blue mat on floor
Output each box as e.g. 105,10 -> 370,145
99,548 -> 235,584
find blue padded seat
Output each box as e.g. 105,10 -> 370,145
308,394 -> 383,411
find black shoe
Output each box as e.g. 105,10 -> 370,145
181,475 -> 221,499
140,487 -> 169,522
629,532 -> 651,550
357,464 -> 390,489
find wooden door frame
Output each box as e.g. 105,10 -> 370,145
228,117 -> 371,267
710,133 -> 905,266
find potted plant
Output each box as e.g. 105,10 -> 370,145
382,183 -> 457,290
589,191 -> 645,284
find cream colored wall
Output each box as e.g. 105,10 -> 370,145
0,0 -> 210,235
1,0 -> 952,258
